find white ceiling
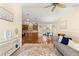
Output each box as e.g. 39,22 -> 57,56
22,3 -> 79,8
22,3 -> 79,24
22,3 -> 51,8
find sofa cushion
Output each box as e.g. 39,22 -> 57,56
61,37 -> 69,45
58,36 -> 63,42
58,36 -> 69,45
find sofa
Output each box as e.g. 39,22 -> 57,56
53,36 -> 79,56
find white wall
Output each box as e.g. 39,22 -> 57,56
52,6 -> 79,43
0,4 -> 22,55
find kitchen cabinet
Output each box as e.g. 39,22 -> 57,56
22,22 -> 38,45
22,32 -> 38,45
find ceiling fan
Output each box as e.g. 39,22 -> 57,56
44,3 -> 66,12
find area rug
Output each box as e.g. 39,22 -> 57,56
12,44 -> 56,56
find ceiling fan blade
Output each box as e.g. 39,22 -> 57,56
44,4 -> 53,8
51,6 -> 56,12
57,3 -> 66,8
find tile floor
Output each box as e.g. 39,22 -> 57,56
12,43 -> 56,56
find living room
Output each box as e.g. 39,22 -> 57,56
0,3 -> 79,56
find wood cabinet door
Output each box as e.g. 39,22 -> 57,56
31,32 -> 38,43
22,24 -> 28,30
33,24 -> 38,30
22,32 -> 38,44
